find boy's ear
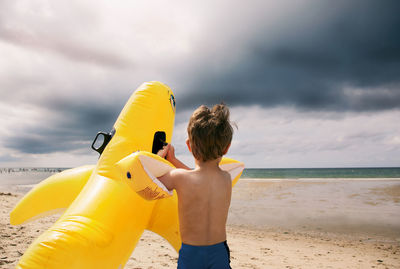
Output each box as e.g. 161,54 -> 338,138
223,143 -> 231,155
186,139 -> 192,153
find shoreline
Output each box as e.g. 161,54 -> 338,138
240,177 -> 400,181
0,177 -> 400,193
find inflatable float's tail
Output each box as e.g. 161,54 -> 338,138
15,214 -> 115,269
10,165 -> 94,225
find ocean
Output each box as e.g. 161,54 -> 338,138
0,168 -> 68,187
242,167 -> 400,179
1,167 -> 400,187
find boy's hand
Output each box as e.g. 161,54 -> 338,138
157,144 -> 170,159
165,144 -> 176,163
157,144 -> 190,170
157,144 -> 177,163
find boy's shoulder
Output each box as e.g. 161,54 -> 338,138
180,167 -> 231,183
168,168 -> 192,182
171,167 -> 191,175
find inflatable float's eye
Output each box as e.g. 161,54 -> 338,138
170,94 -> 176,113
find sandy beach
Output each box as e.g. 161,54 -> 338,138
1,178 -> 400,268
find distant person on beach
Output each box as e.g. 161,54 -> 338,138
157,103 -> 234,269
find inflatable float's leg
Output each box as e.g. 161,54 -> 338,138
146,193 -> 181,252
10,165 -> 95,225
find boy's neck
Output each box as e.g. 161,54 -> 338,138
194,157 -> 221,170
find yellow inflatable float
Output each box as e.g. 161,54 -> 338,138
10,81 -> 244,269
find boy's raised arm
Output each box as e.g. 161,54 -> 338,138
169,157 -> 191,170
157,144 -> 191,191
158,144 -> 191,170
157,170 -> 176,191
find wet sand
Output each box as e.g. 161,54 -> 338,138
229,179 -> 400,239
1,178 -> 400,268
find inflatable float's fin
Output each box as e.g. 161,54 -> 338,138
10,165 -> 95,225
220,157 -> 245,186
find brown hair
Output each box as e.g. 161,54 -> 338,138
187,103 -> 234,162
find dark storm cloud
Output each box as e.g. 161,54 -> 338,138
4,97 -> 124,154
177,0 -> 400,111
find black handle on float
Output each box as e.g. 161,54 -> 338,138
152,131 -> 167,154
91,131 -> 112,155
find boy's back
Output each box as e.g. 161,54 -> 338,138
173,165 -> 232,245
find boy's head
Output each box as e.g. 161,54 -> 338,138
187,103 -> 233,162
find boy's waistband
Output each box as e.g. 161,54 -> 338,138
181,241 -> 228,250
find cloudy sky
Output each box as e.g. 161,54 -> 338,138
0,0 -> 399,168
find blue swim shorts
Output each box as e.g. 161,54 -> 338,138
177,241 -> 231,269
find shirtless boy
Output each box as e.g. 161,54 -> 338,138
157,103 -> 234,269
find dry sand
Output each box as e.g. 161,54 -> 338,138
1,190 -> 400,269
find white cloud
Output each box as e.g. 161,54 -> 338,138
224,106 -> 400,168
